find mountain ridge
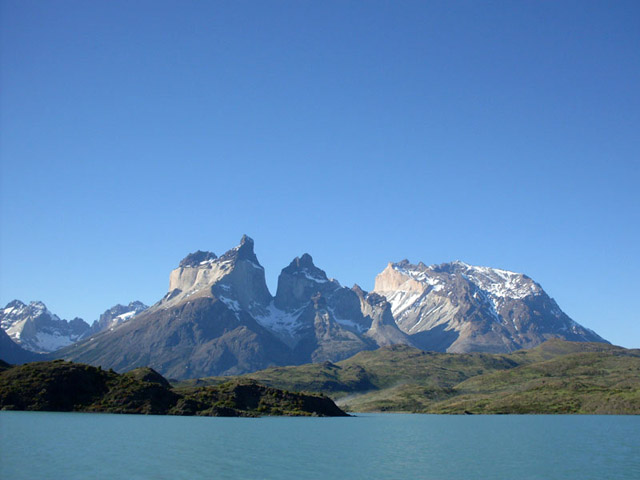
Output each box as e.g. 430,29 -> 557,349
2,236 -> 608,378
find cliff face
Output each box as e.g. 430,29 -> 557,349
166,235 -> 271,316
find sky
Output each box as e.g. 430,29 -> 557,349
1,1 -> 638,348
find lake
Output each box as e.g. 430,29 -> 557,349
0,412 -> 638,479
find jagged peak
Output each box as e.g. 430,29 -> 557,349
179,250 -> 217,268
351,284 -> 366,296
26,301 -> 50,316
105,301 -> 148,314
127,300 -> 148,309
218,234 -> 260,265
281,253 -> 329,283
4,299 -> 26,310
285,253 -> 315,269
298,253 -> 314,266
389,258 -> 541,300
365,292 -> 388,306
434,260 -> 523,279
240,234 -> 253,247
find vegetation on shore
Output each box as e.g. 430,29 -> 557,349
0,360 -> 347,417
176,340 -> 640,414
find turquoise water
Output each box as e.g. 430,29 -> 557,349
1,412 -> 638,479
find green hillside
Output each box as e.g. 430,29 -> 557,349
177,340 -> 640,414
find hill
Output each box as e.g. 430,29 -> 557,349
178,340 -> 640,414
0,360 -> 347,417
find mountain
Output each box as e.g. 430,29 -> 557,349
373,260 -> 606,353
81,301 -> 148,338
56,237 -> 409,378
57,236 -> 294,378
52,237 -> 606,379
260,253 -> 375,362
0,300 -> 90,353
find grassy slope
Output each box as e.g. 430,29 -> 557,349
177,340 -> 640,414
430,350 -> 640,414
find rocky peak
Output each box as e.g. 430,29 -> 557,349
351,284 -> 366,298
179,250 -> 217,268
281,253 -> 328,281
164,236 -> 271,315
364,292 -> 388,308
374,261 -> 428,294
2,300 -> 54,323
274,254 -> 337,311
432,261 -> 542,300
5,300 -> 26,310
218,235 -> 260,265
83,301 -> 149,338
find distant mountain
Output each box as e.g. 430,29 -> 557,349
0,300 -> 89,353
81,301 -> 148,339
51,236 -> 607,379
373,260 -> 606,353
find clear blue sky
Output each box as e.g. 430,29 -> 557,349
1,1 -> 638,347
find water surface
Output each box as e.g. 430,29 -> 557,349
1,412 -> 637,479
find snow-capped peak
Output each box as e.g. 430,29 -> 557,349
1,300 -> 89,353
446,262 -> 542,300
391,260 -> 541,300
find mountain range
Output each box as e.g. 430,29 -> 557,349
0,300 -> 148,353
1,235 -> 606,379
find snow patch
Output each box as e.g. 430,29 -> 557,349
34,332 -> 75,352
295,270 -> 328,283
254,302 -> 304,336
218,296 -> 241,312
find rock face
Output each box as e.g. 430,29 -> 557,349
81,301 -> 148,338
373,260 -> 606,353
0,300 -> 90,353
49,237 -> 607,379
